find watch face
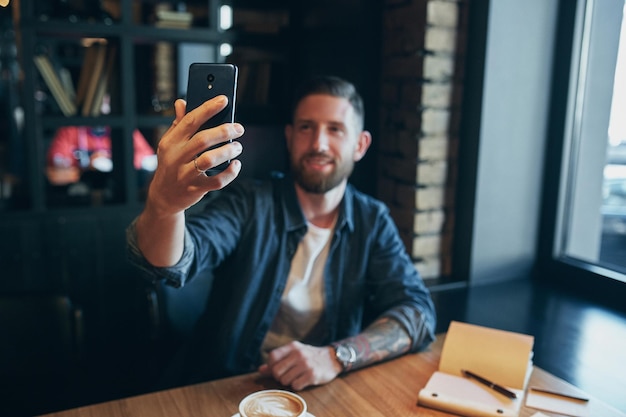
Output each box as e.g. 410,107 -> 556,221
335,344 -> 356,370
336,345 -> 351,363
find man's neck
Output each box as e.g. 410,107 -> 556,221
295,181 -> 346,229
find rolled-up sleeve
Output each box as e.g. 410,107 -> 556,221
366,204 -> 436,352
382,304 -> 436,352
125,218 -> 195,288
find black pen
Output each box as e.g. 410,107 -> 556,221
462,369 -> 518,399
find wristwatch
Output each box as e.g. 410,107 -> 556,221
332,342 -> 357,373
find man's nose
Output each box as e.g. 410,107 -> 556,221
312,128 -> 330,152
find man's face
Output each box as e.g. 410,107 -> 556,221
285,94 -> 369,194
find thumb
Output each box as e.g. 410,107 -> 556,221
174,98 -> 187,121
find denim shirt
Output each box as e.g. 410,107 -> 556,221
127,176 -> 436,384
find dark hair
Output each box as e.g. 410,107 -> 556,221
291,75 -> 365,129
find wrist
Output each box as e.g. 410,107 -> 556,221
328,346 -> 343,375
331,342 -> 357,374
142,194 -> 183,221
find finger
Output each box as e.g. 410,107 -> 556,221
189,159 -> 242,192
187,123 -> 245,157
192,140 -> 243,174
175,98 -> 187,119
277,362 -> 308,388
177,95 -> 229,138
163,99 -> 188,135
266,343 -> 296,366
267,347 -> 302,382
290,371 -> 315,391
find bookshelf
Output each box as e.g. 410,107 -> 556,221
14,0 -> 298,213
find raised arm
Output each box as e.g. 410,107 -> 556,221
135,96 -> 245,267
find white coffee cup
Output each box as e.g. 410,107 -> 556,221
239,389 -> 307,417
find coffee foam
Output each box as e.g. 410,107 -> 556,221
242,391 -> 305,417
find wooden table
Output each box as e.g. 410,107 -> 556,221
40,334 -> 625,417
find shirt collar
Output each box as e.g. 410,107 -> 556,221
277,175 -> 355,234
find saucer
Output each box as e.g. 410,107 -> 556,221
231,413 -> 315,417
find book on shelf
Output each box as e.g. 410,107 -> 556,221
417,321 -> 534,417
156,9 -> 193,22
152,41 -> 175,115
89,45 -> 117,116
58,67 -> 76,102
75,43 -> 100,108
154,9 -> 192,29
33,54 -> 77,117
81,42 -> 108,116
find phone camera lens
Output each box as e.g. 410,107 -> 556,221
207,74 -> 215,82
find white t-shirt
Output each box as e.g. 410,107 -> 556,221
261,221 -> 333,360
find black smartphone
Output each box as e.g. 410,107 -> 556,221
185,63 -> 238,176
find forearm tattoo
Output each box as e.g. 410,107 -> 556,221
340,317 -> 411,371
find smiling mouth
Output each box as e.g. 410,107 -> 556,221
304,154 -> 334,168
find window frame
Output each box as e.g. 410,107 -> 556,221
537,0 -> 626,308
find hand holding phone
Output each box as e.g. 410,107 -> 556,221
185,63 -> 238,176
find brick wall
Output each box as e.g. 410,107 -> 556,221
379,0 -> 468,282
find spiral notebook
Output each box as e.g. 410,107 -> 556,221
418,321 -> 534,417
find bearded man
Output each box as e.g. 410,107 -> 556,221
127,76 -> 436,390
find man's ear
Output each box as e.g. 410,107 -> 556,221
354,130 -> 372,162
285,124 -> 293,152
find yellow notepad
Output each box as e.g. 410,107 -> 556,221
418,321 -> 534,417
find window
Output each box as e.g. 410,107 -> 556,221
556,0 -> 626,281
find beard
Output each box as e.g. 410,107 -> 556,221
291,151 -> 355,194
